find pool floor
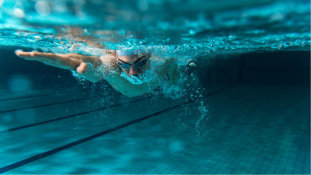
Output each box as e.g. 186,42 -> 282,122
0,84 -> 310,174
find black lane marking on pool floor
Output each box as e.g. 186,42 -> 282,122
0,97 -> 89,114
0,85 -> 79,98
0,86 -> 233,173
0,88 -> 117,114
0,85 -> 73,93
0,88 -> 111,113
0,96 -> 152,134
0,89 -> 89,101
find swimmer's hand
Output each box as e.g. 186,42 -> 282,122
15,50 -> 89,74
15,50 -> 105,82
156,58 -> 180,86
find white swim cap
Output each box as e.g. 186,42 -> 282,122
116,50 -> 141,56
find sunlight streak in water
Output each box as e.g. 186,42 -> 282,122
0,0 -> 309,57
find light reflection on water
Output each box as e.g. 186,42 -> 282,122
0,0 -> 309,58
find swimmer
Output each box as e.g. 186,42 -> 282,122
15,49 -> 180,97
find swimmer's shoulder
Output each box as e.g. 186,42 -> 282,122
99,51 -> 117,66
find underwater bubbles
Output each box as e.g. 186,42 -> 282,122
13,3 -> 25,18
8,75 -> 32,92
13,8 -> 24,18
35,1 -> 50,16
0,0 -> 4,8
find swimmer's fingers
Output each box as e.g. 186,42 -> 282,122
15,51 -> 83,70
76,62 -> 89,74
15,51 -> 37,61
16,51 -> 69,63
16,51 -> 56,61
37,57 -> 83,71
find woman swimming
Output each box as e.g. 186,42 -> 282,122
15,49 -> 180,97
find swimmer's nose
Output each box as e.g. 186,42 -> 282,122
129,67 -> 139,76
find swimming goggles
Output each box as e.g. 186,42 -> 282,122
116,56 -> 148,70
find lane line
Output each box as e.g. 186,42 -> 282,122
0,89 -> 90,101
0,86 -> 233,173
0,98 -> 88,114
0,96 -> 151,134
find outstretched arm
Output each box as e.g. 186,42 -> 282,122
15,51 -> 114,83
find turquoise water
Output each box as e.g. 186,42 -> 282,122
0,0 -> 310,56
0,0 -> 310,174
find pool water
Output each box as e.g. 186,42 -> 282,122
0,0 -> 309,56
0,0 -> 310,174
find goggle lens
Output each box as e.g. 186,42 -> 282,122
117,57 -> 148,70
135,59 -> 147,68
119,62 -> 131,70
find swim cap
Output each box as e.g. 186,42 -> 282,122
116,50 -> 139,56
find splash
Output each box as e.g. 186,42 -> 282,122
0,0 -> 309,59
161,78 -> 185,99
120,71 -> 154,85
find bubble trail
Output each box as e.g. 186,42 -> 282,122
195,101 -> 209,136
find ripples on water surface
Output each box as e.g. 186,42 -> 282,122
0,0 -> 309,59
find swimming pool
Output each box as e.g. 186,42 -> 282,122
0,0 -> 310,174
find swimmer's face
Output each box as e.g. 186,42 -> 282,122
117,53 -> 150,77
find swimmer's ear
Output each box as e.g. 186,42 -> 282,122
76,62 -> 89,74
